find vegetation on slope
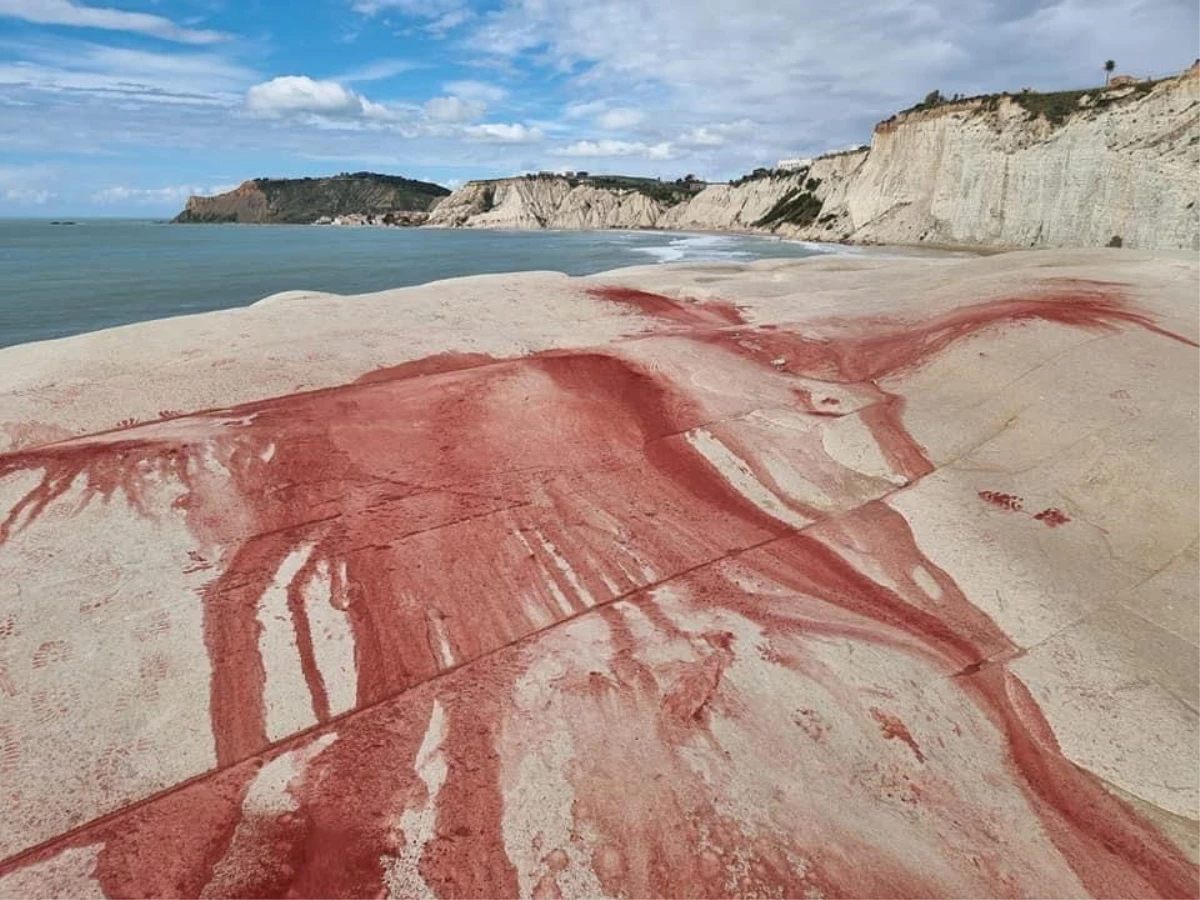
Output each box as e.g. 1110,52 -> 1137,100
897,78 -> 1162,127
504,172 -> 699,206
175,172 -> 450,224
754,187 -> 824,229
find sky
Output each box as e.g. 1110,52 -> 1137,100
0,0 -> 1196,215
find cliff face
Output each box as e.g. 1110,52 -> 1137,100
427,177 -> 663,229
428,68 -> 1199,250
175,173 -> 449,224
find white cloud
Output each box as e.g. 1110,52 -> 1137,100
426,8 -> 474,33
336,58 -> 421,83
350,0 -> 463,20
677,120 -> 755,148
3,187 -> 53,204
444,80 -> 508,103
349,0 -> 474,34
472,0 -> 1200,174
423,80 -> 507,122
92,183 -> 238,204
425,94 -> 486,122
0,0 -> 226,44
596,107 -> 644,130
0,40 -> 255,105
245,76 -> 391,119
553,139 -> 674,159
564,99 -> 607,120
463,122 -> 544,143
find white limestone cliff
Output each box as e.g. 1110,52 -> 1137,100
427,67 -> 1199,250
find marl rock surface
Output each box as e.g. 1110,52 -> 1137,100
0,249 -> 1196,898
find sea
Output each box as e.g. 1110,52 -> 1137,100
0,219 -> 837,350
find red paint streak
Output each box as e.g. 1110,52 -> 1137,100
419,687 -> 521,899
354,350 -> 497,385
857,393 -> 934,483
1034,508 -> 1071,528
979,490 -> 1025,512
587,285 -> 745,328
977,668 -> 1197,899
287,552 -> 331,724
709,281 -> 1196,385
871,707 -> 926,762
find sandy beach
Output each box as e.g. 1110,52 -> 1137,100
0,248 -> 1196,897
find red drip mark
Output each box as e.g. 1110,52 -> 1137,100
587,285 -> 745,328
978,490 -> 1024,512
1034,508 -> 1071,528
871,707 -> 926,762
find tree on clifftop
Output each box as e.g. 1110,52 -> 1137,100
1104,59 -> 1116,85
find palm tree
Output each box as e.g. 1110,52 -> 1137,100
1104,60 -> 1116,85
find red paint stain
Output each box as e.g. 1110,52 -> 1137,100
978,490 -> 1025,512
0,280 -> 1196,898
586,285 -> 745,328
1034,508 -> 1071,528
871,707 -> 926,762
353,351 -> 497,385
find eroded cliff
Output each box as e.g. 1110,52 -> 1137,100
428,67 -> 1199,250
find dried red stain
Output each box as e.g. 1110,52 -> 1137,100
587,285 -> 744,328
1034,508 -> 1071,528
871,707 -> 926,762
978,490 -> 1025,512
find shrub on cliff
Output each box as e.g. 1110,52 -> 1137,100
754,188 -> 824,229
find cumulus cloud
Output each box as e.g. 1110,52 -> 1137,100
463,122 -> 544,143
0,0 -> 226,44
553,139 -> 674,159
245,76 -> 390,119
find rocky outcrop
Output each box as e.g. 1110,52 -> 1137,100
429,67 -> 1199,250
175,173 -> 449,224
315,210 -> 430,227
427,177 -> 663,229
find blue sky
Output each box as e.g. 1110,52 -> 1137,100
0,0 -> 1196,215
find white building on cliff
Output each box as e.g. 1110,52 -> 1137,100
776,157 -> 813,171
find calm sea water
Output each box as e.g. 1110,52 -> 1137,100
0,219 -> 832,349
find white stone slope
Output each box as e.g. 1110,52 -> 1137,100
427,67 -> 1199,251
0,250 -> 1196,897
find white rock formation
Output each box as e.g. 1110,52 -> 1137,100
427,67 -> 1199,250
